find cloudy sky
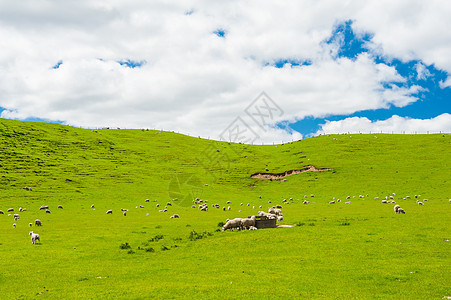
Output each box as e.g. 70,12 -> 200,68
0,0 -> 450,143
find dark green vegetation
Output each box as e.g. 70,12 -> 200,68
0,118 -> 450,299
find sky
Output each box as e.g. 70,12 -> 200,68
0,0 -> 450,143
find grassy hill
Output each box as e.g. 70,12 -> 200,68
0,118 -> 450,298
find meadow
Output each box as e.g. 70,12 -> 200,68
0,118 -> 450,299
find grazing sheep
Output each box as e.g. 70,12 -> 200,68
29,223 -> 33,227
19,207 -> 23,212
156,204 -> 160,207
167,202 -> 172,206
337,199 -> 341,202
123,212 -> 126,216
170,214 -> 180,219
374,197 -> 379,200
423,199 -> 428,202
58,205 -> 63,209
268,200 -> 271,203
13,223 -> 16,228
39,205 -> 48,210
145,199 -> 150,202
226,201 -> 231,204
223,207 -> 226,211
382,200 -> 388,204
274,209 -> 283,216
7,208 -> 14,212
34,219 -> 42,226
389,196 -> 394,200
394,205 -> 400,213
240,203 -> 243,206
241,216 -> 256,230
277,216 -> 283,221
397,208 -> 406,214
22,208 -> 27,212
418,202 -> 424,206
0,210 -> 3,214
222,218 -> 242,231
276,205 -> 282,209
121,208 -> 128,211
329,201 -> 335,204
139,205 -> 144,208
106,210 -> 113,214
29,231 -> 40,244
14,214 -> 19,221
258,211 -> 276,220
191,205 -> 196,208
227,206 -> 231,211
346,196 -> 350,199
91,204 -> 95,209
303,200 -> 309,204
345,201 -> 351,204
45,210 -> 51,214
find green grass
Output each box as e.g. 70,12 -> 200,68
0,118 -> 450,299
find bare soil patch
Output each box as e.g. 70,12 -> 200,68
250,165 -> 334,180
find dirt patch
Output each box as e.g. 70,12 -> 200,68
250,165 -> 334,180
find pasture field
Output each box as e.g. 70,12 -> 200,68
0,118 -> 450,299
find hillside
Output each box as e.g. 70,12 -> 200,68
0,118 -> 450,299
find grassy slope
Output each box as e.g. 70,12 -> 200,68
0,118 -> 450,299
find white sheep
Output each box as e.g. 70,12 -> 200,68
106,210 -> 113,214
418,202 -> 424,206
248,226 -> 258,230
14,214 -> 20,221
227,206 -> 231,211
329,201 -> 335,204
91,204 -> 95,209
226,201 -> 231,204
58,205 -> 63,209
29,231 -> 40,244
13,223 -> 16,228
170,214 -> 180,219
222,218 -> 242,231
29,223 -> 33,227
0,210 -> 3,214
397,208 -> 406,214
345,201 -> 351,204
241,216 -> 256,230
277,216 -> 283,221
123,212 -> 127,216
394,205 -> 400,213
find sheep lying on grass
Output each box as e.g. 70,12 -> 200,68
29,231 -> 40,244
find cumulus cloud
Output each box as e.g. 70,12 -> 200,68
316,113 -> 451,134
0,0 -> 450,142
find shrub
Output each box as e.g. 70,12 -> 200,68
145,247 -> 155,252
120,242 -> 131,250
295,222 -> 305,226
148,234 -> 164,242
161,245 -> 170,251
217,221 -> 225,227
127,250 -> 135,254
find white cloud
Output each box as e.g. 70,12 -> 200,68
316,113 -> 451,135
0,1 -> 450,142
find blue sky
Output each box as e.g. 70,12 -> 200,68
285,20 -> 451,137
0,2 -> 450,142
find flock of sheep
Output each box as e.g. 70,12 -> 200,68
2,190 -> 449,245
221,206 -> 284,231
